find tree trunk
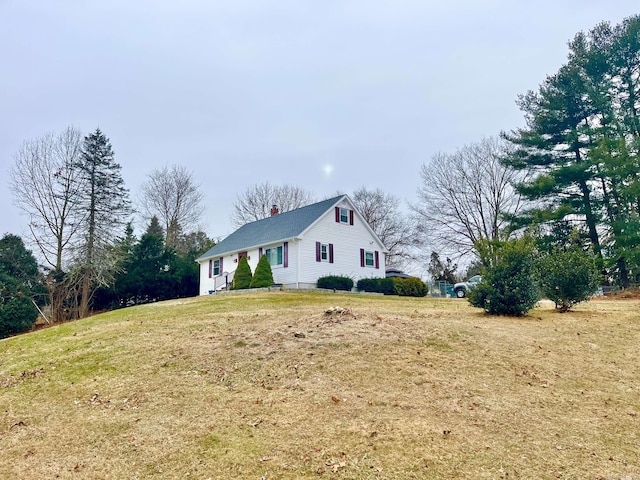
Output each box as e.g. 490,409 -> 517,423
617,257 -> 630,289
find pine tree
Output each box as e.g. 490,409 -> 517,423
250,254 -> 274,288
146,215 -> 164,238
74,128 -> 131,318
0,234 -> 42,337
504,16 -> 640,287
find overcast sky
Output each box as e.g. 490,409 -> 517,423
2,1 -> 639,243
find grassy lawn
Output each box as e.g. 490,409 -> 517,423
1,292 -> 639,479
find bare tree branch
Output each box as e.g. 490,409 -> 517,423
139,165 -> 204,246
231,182 -> 315,228
351,187 -> 417,268
10,127 -> 86,271
9,127 -> 86,322
411,137 -> 527,261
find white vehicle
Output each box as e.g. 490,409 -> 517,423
453,275 -> 482,298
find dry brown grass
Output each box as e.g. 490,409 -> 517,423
1,292 -> 639,479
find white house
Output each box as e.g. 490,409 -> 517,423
196,194 -> 388,294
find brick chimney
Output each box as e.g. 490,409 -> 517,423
270,204 -> 279,216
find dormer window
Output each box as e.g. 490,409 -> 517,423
335,206 -> 354,225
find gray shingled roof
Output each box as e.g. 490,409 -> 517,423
196,195 -> 345,261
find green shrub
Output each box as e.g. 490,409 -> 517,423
250,254 -> 274,288
357,277 -> 396,294
231,256 -> 252,290
392,277 -> 429,297
468,238 -> 539,316
317,275 -> 353,291
0,273 -> 38,338
537,248 -> 599,312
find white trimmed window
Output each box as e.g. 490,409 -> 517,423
365,251 -> 375,267
339,207 -> 349,224
335,206 -> 354,225
315,242 -> 334,263
213,259 -> 221,276
360,248 -> 379,269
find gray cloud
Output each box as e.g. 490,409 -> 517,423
2,0 -> 638,240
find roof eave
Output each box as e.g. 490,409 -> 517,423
196,236 -> 301,262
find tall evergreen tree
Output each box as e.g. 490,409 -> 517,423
504,15 -> 640,286
74,128 -> 131,317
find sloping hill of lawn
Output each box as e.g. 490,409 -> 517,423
1,292 -> 639,479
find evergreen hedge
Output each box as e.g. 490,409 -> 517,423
316,275 -> 353,291
356,277 -> 396,294
392,277 -> 429,297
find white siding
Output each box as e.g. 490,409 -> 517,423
199,245 -> 300,294
198,255 -> 220,295
198,197 -> 387,294
198,252 -> 246,295
199,261 -> 213,295
297,198 -> 386,285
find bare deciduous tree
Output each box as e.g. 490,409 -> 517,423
231,182 -> 315,228
139,165 -> 204,247
351,187 -> 417,268
10,126 -> 86,322
411,137 -> 527,260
